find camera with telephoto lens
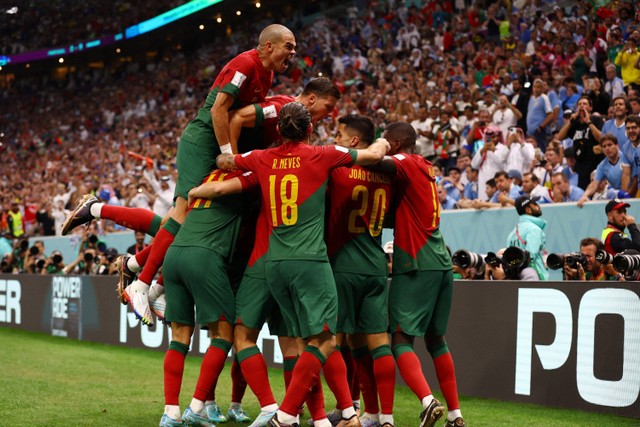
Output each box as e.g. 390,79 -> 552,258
29,246 -> 40,256
613,250 -> 640,274
52,254 -> 63,264
547,252 -> 587,270
484,252 -> 502,268
595,249 -> 614,265
501,246 -> 531,279
452,249 -> 484,269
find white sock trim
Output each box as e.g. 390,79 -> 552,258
421,395 -> 434,410
127,255 -> 141,272
90,202 -> 104,218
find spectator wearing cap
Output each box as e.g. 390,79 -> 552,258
504,126 -> 535,173
506,195 -> 549,280
471,125 -> 508,201
578,134 -> 631,207
601,96 -> 629,146
604,64 -> 625,100
526,79 -> 554,151
601,199 -> 640,255
550,172 -> 585,203
562,147 -> 580,188
556,96 -> 605,190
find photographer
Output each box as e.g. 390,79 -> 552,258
63,248 -> 100,275
452,249 -> 484,280
96,248 -> 119,275
24,240 -> 46,274
43,251 -> 65,275
601,199 -> 640,254
507,196 -> 549,280
484,247 -> 539,281
563,237 -> 624,281
11,238 -> 30,273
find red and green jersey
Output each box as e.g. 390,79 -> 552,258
391,153 -> 452,273
185,50 -> 273,143
326,166 -> 392,276
234,142 -> 357,261
173,169 -> 258,260
237,95 -> 296,153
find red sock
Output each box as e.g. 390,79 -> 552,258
206,370 -> 220,402
373,355 -> 396,415
238,351 -> 276,407
138,219 -> 179,284
101,205 -> 159,234
355,351 -> 379,414
283,356 -> 297,390
164,347 -> 187,405
323,350 -> 352,411
232,356 -> 248,403
133,243 -> 153,267
433,352 -> 460,410
341,346 -> 360,402
194,340 -> 231,402
279,349 -> 324,417
305,374 -> 327,422
396,351 -> 431,400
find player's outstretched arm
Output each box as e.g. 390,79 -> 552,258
188,178 -> 243,205
216,153 -> 238,171
354,137 -> 390,166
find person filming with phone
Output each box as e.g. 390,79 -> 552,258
505,126 -> 535,173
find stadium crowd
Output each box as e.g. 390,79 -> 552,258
1,0 -> 640,270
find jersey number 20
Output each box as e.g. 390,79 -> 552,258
348,185 -> 387,237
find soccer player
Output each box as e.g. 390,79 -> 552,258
116,24 -> 296,325
327,115 -> 395,427
159,168 -> 260,427
188,102 -> 390,427
376,122 -> 465,427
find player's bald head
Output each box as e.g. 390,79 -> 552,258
258,24 -> 294,46
384,122 -> 416,150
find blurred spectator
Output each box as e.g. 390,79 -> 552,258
471,126 -> 508,201
550,172 -> 585,203
526,79 -> 554,150
614,30 -> 640,90
35,202 -> 56,236
7,200 -> 25,239
601,97 -> 629,149
562,147 -> 580,188
556,96 -> 605,189
492,94 -> 521,136
127,231 -> 149,256
620,115 -> 640,194
504,126 -> 534,173
604,64 -> 625,100
538,142 -> 564,188
578,134 -> 631,207
493,170 -> 521,206
437,183 -> 459,210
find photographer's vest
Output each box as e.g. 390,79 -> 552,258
602,224 -> 625,255
8,211 -> 23,237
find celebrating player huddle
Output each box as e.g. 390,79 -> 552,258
61,23 -> 465,427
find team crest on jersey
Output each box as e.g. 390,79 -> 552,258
231,71 -> 247,88
263,105 -> 277,119
334,145 -> 349,153
425,164 -> 435,180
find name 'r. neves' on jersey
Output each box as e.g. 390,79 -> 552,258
271,157 -> 301,169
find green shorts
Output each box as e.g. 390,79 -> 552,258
335,272 -> 389,334
162,245 -> 234,326
174,130 -> 219,201
388,269 -> 453,337
265,260 -> 337,339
